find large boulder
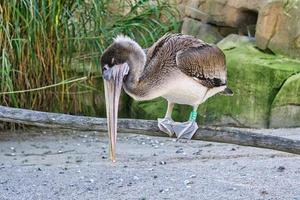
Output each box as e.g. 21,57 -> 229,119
178,0 -> 300,58
130,35 -> 300,128
184,0 -> 268,28
255,0 -> 300,59
269,73 -> 300,128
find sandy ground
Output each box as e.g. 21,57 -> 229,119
0,128 -> 300,200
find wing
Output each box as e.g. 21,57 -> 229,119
176,44 -> 227,88
145,33 -> 175,63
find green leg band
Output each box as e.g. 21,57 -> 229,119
189,111 -> 197,121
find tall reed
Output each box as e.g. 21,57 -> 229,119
0,0 -> 179,114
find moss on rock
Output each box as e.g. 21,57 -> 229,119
271,73 -> 300,107
211,37 -> 300,127
269,73 -> 300,128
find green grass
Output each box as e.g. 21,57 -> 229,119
0,0 -> 179,114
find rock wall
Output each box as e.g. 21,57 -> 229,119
177,0 -> 300,59
255,1 -> 300,59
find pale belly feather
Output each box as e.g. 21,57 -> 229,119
124,71 -> 225,106
162,72 -> 226,106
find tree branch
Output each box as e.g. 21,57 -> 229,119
0,105 -> 299,155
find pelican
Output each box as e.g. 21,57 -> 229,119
101,33 -> 233,161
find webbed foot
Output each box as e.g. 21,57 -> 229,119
158,118 -> 174,137
158,118 -> 198,139
173,121 -> 198,139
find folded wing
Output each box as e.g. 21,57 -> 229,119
176,44 -> 227,88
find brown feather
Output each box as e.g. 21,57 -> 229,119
141,34 -> 227,88
176,44 -> 227,88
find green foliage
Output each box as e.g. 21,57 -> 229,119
0,0 -> 179,114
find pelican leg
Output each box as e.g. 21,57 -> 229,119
173,106 -> 199,139
158,102 -> 175,137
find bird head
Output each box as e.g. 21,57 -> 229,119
100,42 -> 130,81
100,35 -> 145,162
100,35 -> 146,81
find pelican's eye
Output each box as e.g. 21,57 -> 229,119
102,64 -> 109,73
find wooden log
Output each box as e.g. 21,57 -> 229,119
0,105 -> 300,155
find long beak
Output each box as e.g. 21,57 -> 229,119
103,63 -> 129,162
